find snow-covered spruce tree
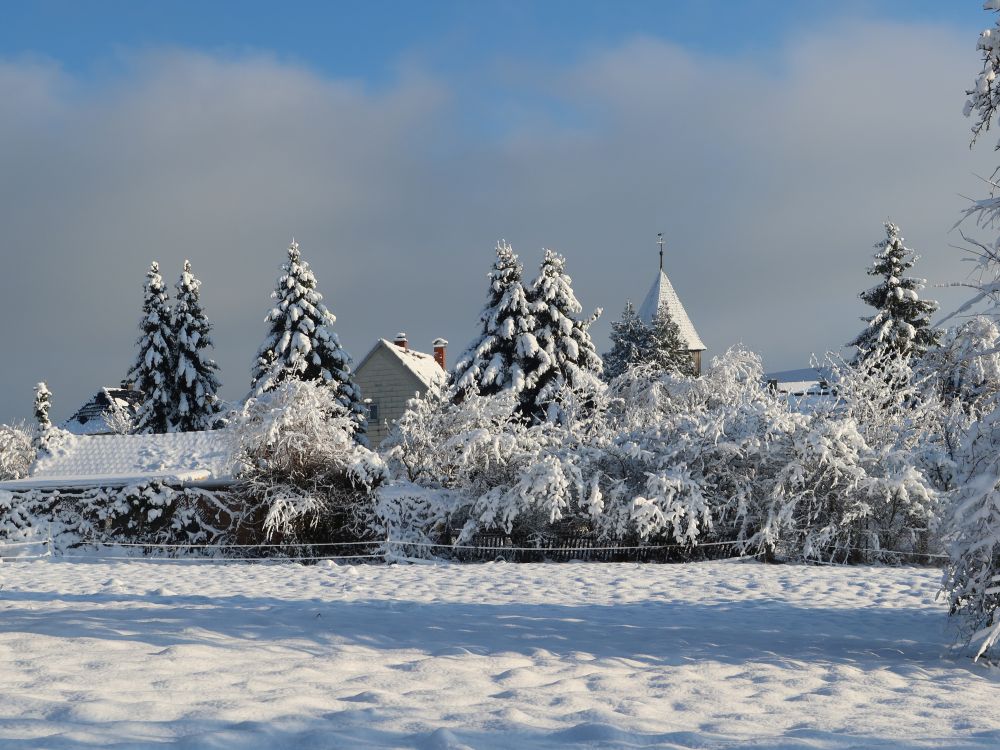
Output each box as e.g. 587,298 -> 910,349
603,302 -> 650,380
128,262 -> 175,434
848,222 -> 940,362
648,302 -> 697,377
31,381 -> 68,456
250,240 -> 366,439
33,382 -> 51,433
452,240 -> 537,397
521,249 -> 603,420
169,260 -> 222,432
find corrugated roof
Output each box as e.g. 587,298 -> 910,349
0,430 -> 235,491
637,269 -> 706,351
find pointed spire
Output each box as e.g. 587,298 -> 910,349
657,232 -> 664,272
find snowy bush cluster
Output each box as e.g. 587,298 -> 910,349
380,346 -> 948,564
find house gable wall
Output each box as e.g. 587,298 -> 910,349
354,344 -> 429,446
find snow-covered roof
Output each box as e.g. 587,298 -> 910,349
0,430 -> 235,491
638,269 -> 706,351
358,339 -> 448,389
764,367 -> 834,394
63,387 -> 143,435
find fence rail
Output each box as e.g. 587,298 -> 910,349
0,533 -> 949,566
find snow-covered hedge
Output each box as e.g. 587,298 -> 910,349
381,347 -> 942,562
0,482 -> 237,554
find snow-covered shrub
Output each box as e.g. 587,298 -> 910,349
381,386 -> 570,544
943,402 -> 1000,660
231,379 -> 386,548
749,351 -> 940,561
0,482 -> 238,554
0,422 -> 32,481
921,317 -> 1000,416
385,350 -> 770,550
595,349 -> 792,546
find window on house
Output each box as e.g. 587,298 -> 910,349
367,402 -> 379,422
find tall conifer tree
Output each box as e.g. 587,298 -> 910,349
453,240 -> 537,396
848,222 -> 940,362
169,260 -> 222,432
250,240 -> 366,436
522,249 -> 603,418
129,262 -> 175,433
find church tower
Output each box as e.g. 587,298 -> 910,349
637,233 -> 706,375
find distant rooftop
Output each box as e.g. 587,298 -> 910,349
63,386 -> 143,436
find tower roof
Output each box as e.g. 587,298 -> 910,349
638,268 -> 706,351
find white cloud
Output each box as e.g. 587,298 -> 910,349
0,20 -> 989,423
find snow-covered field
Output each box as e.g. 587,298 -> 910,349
0,559 -> 997,749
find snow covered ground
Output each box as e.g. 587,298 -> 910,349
0,558 -> 997,749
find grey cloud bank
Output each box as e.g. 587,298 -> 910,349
0,20 -> 987,424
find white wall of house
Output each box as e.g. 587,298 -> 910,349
354,344 -> 433,446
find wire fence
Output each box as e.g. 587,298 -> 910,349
0,534 -> 951,567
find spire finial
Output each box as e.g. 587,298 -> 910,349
657,232 -> 664,272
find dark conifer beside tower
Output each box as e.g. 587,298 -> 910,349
648,303 -> 697,377
603,301 -> 650,380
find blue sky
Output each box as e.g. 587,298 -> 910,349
0,2 -> 996,423
1,2 -> 985,85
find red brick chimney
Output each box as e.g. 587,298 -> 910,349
393,332 -> 408,351
432,338 -> 448,370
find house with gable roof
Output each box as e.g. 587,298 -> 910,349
354,333 -> 448,445
62,382 -> 144,435
637,235 -> 707,375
